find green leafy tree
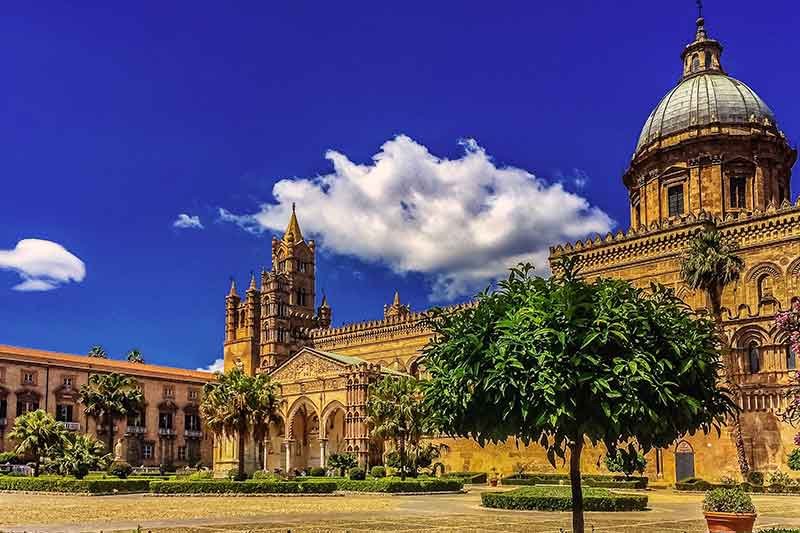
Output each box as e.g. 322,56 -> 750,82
604,448 -> 647,478
126,349 -> 144,364
327,452 -> 357,476
8,410 -> 66,476
87,345 -> 108,359
47,433 -> 110,479
78,373 -> 143,456
680,227 -> 749,476
199,367 -> 279,480
367,376 -> 430,480
423,260 -> 737,533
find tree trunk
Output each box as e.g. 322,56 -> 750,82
710,286 -> 751,477
237,426 -> 246,480
107,414 -> 115,461
569,440 -> 585,533
33,450 -> 40,477
399,434 -> 406,481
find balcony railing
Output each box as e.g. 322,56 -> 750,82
184,429 -> 202,439
59,421 -> 81,431
126,425 -> 146,435
158,427 -> 177,437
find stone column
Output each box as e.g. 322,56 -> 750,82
284,440 -> 293,474
319,438 -> 328,468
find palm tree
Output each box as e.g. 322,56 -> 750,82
78,373 -> 143,456
48,433 -> 110,479
87,345 -> 108,359
127,349 -> 144,364
8,410 -> 66,476
199,367 -> 279,480
367,376 -> 429,480
680,226 -> 749,476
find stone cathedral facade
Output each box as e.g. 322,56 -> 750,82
217,14 -> 799,482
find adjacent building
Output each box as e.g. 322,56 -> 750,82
0,344 -> 214,468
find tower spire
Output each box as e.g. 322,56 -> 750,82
227,277 -> 238,298
248,272 -> 257,291
283,203 -> 304,243
680,1 -> 723,79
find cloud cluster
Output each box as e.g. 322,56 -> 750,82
220,135 -> 613,300
197,358 -> 224,373
173,214 -> 204,230
0,239 -> 86,291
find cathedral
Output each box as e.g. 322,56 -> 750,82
218,13 -> 799,482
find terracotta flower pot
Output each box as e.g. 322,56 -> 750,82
489,478 -> 498,487
703,511 -> 757,533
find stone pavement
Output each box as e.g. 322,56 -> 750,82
2,488 -> 800,532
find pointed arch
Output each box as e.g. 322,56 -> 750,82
286,396 -> 320,440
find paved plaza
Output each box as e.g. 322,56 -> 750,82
2,488 -> 800,533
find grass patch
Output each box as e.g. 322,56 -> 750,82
481,486 -> 647,512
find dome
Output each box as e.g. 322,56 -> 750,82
635,72 -> 776,155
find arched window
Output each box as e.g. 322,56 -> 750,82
667,185 -> 684,217
787,345 -> 797,370
757,274 -> 774,302
705,51 -> 712,69
730,176 -> 747,208
748,341 -> 760,373
691,54 -> 700,72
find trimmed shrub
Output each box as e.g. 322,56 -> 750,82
335,478 -> 463,493
0,476 -> 149,494
251,470 -> 282,482
768,470 -> 792,486
747,471 -> 765,486
703,487 -> 755,514
443,471 -> 487,484
309,467 -> 326,477
188,470 -> 214,481
148,480 -> 336,494
348,467 -> 366,480
108,461 -> 133,479
226,468 -> 249,481
789,449 -> 800,472
371,466 -> 386,478
758,529 -> 800,533
675,478 -> 713,491
481,486 -> 647,512
501,472 -> 647,489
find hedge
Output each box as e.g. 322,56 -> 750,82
149,480 -> 337,494
443,471 -> 487,484
335,478 -> 463,493
758,529 -> 800,533
481,486 -> 648,512
675,478 -> 800,494
0,476 -> 150,494
501,473 -> 648,489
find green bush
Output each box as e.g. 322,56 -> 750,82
747,471 -> 765,486
703,487 -> 755,514
788,449 -> 800,472
481,486 -> 647,512
370,466 -> 386,478
309,467 -> 326,477
758,529 -> 800,533
604,449 -> 647,477
335,478 -> 463,493
251,470 -> 282,482
675,478 -> 713,491
0,451 -> 22,464
443,471 -> 487,484
348,467 -> 366,480
187,470 -> 214,481
226,468 -> 249,481
108,461 -> 133,479
149,480 -> 336,494
0,476 -> 149,494
501,472 -> 648,489
768,470 -> 792,486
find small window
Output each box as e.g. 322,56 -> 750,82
143,443 -> 154,459
788,346 -> 797,370
705,51 -> 712,69
56,404 -> 73,423
163,386 -> 175,398
22,371 -> 35,385
188,389 -> 198,401
16,398 -> 39,416
185,413 -> 201,431
668,185 -> 685,217
635,204 -> 641,226
748,341 -> 760,373
159,412 -> 173,429
62,376 -> 73,388
730,176 -> 747,209
178,446 -> 187,461
691,54 -> 700,72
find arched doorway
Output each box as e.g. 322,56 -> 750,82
321,403 -> 346,467
287,401 -> 320,473
675,440 -> 695,482
264,417 -> 285,472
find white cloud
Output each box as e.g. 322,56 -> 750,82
0,239 -> 86,292
173,214 -> 204,230
220,135 -> 613,300
197,358 -> 224,372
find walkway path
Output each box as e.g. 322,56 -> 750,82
2,488 -> 800,532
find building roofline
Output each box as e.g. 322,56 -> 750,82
0,344 -> 214,383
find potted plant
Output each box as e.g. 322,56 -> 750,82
703,487 -> 757,533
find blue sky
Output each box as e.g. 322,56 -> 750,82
1,1 -> 798,371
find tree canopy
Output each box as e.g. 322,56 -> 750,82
8,409 -> 67,476
423,259 -> 737,532
78,373 -> 143,455
200,367 -> 279,479
87,345 -> 108,359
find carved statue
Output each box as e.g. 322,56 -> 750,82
114,437 -> 125,461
